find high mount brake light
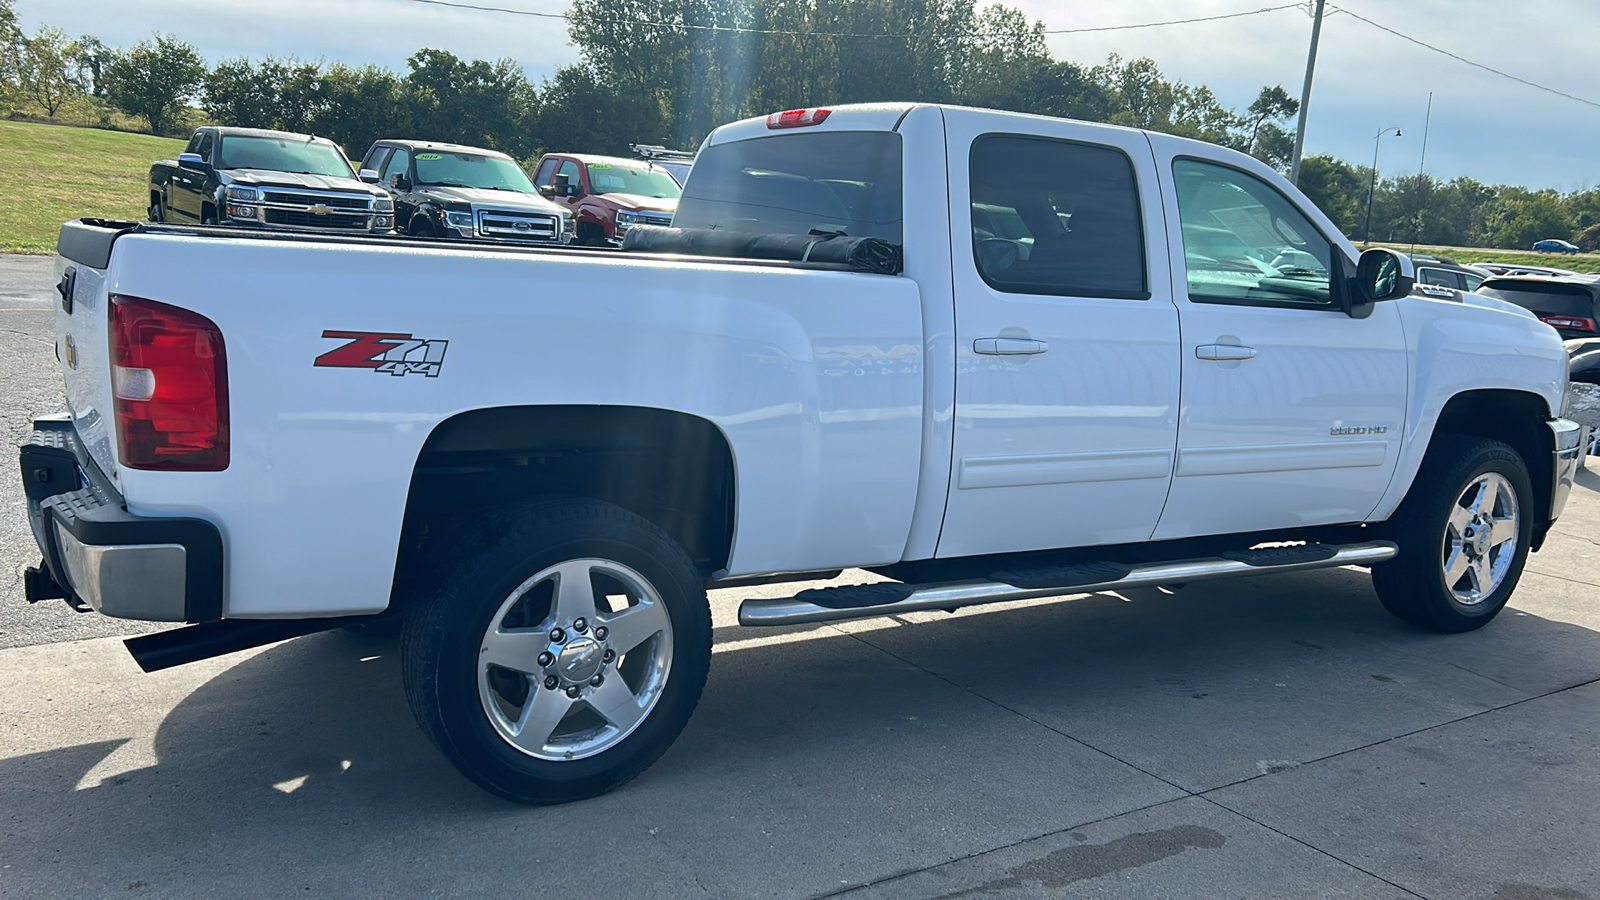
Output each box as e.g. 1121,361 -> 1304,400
1542,316 -> 1597,332
110,294 -> 230,471
766,108 -> 831,129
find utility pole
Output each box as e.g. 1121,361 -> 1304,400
1364,126 -> 1401,245
1289,0 -> 1326,186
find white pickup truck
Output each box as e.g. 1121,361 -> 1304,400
22,103 -> 1585,804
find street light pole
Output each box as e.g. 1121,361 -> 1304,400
1363,126 -> 1401,244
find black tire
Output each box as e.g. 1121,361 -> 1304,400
1372,436 -> 1534,633
400,498 -> 711,804
148,194 -> 164,223
578,222 -> 608,247
410,217 -> 437,239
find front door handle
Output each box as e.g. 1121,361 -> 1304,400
974,337 -> 1048,355
1195,343 -> 1257,360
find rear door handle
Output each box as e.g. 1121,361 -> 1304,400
974,337 -> 1048,356
1195,344 -> 1257,360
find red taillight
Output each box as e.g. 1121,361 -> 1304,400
110,294 -> 229,471
1542,316 -> 1597,332
765,108 -> 831,129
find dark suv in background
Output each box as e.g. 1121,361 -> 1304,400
1476,275 -> 1600,339
359,140 -> 573,244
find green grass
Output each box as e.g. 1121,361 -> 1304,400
1369,241 -> 1600,274
0,120 -> 184,254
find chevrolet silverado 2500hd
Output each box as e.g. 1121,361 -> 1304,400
149,127 -> 394,233
24,104 -> 1585,805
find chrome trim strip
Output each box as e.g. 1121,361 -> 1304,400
738,541 -> 1399,626
1176,440 -> 1387,477
957,449 -> 1172,489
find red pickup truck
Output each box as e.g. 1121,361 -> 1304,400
530,153 -> 681,246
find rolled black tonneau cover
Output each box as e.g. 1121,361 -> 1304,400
621,225 -> 902,275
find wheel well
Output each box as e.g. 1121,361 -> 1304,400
1429,389 -> 1554,522
201,201 -> 216,221
394,406 -> 736,599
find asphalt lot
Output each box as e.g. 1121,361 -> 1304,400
2,251 -> 1599,898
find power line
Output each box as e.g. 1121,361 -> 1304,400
1330,4 -> 1600,111
407,0 -> 1304,39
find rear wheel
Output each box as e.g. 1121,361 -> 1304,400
401,499 -> 711,804
1372,436 -> 1533,632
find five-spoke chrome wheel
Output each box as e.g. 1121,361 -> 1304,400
479,559 -> 674,761
1440,472 -> 1520,605
401,499 -> 712,804
1373,436 -> 1532,633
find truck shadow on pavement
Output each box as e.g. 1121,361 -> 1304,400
3,565 -> 1600,896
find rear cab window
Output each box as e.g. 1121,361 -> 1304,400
672,131 -> 903,245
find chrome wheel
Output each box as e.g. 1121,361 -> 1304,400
478,558 -> 674,761
1441,471 -> 1519,605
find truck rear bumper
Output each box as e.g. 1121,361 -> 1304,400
20,417 -> 222,623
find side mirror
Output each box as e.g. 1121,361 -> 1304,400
1355,248 -> 1416,303
358,168 -> 381,184
553,173 -> 576,197
177,152 -> 206,172
391,174 -> 411,192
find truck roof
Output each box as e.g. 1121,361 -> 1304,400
204,126 -> 340,145
370,139 -> 514,159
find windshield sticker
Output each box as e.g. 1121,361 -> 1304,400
588,163 -> 611,169
415,153 -> 443,160
315,331 -> 449,377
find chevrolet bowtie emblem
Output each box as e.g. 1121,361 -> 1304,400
309,204 -> 331,215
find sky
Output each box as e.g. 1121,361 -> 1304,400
17,0 -> 1598,191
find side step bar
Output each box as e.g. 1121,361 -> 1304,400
738,540 -> 1398,627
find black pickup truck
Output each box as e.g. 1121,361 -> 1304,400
149,126 -> 394,233
357,139 -> 572,243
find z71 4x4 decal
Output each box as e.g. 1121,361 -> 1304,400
314,331 -> 448,377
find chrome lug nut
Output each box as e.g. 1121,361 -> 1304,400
593,626 -> 608,641
602,649 -> 615,663
537,651 -> 554,667
573,617 -> 588,633
549,627 -> 566,643
565,685 -> 582,699
543,675 -> 559,690
590,674 -> 604,687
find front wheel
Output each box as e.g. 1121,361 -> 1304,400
401,499 -> 711,804
1372,436 -> 1534,632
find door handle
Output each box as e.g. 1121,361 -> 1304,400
974,337 -> 1048,355
1195,344 -> 1257,360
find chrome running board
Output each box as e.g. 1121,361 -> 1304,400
737,540 -> 1398,627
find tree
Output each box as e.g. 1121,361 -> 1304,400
1239,85 -> 1298,171
531,63 -> 665,157
312,63 -> 408,159
104,33 -> 204,134
18,25 -> 78,117
1296,154 -> 1365,234
203,55 -> 287,128
1485,189 -> 1574,250
68,34 -> 112,97
0,0 -> 21,88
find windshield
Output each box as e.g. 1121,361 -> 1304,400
585,163 -> 682,199
673,132 -> 903,244
414,151 -> 536,192
217,136 -> 355,177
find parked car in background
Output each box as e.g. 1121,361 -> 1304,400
1476,261 -> 1581,277
1410,254 -> 1492,291
1534,239 -> 1580,254
150,127 -> 393,233
358,140 -> 572,244
1476,274 -> 1600,339
530,153 -> 682,245
630,144 -> 696,186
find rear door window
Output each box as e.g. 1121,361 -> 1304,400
672,131 -> 903,245
968,134 -> 1146,298
1478,282 -> 1599,317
